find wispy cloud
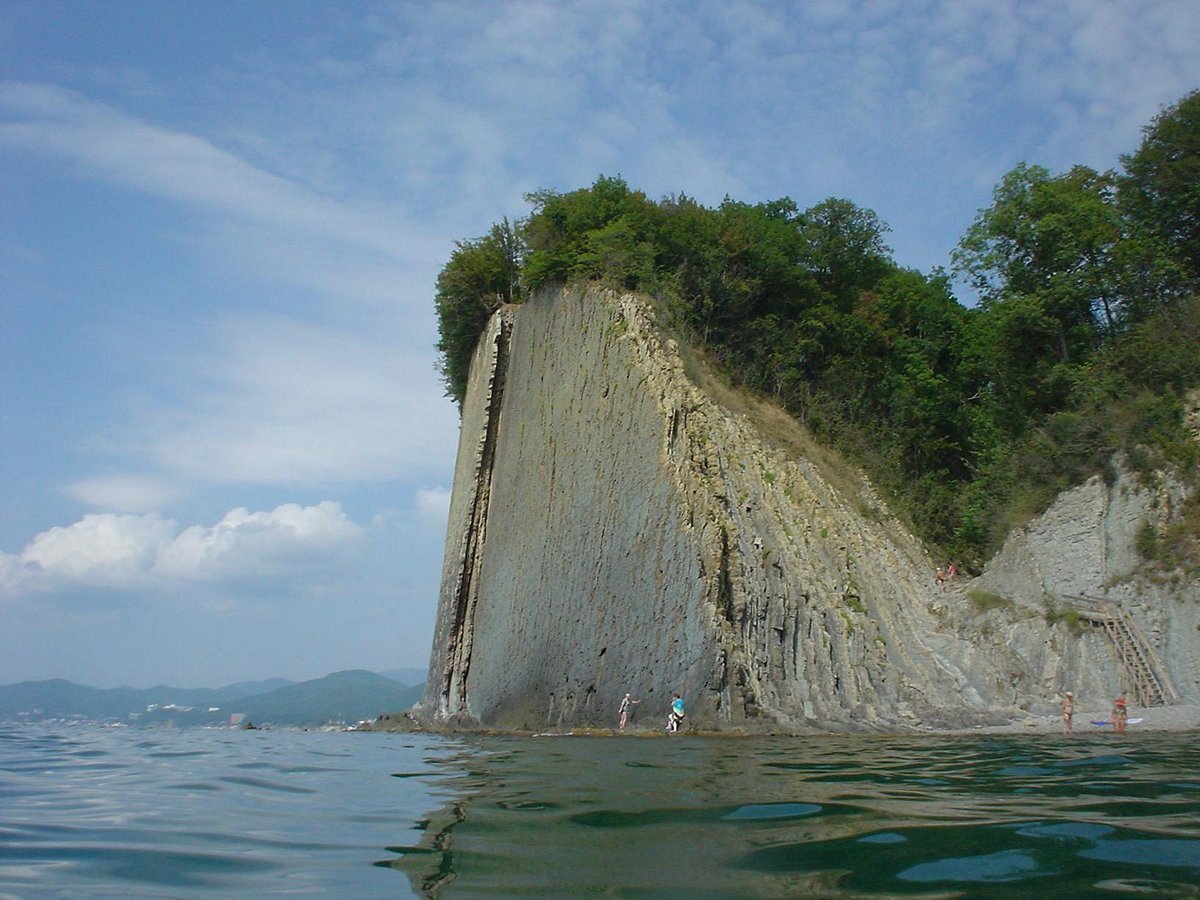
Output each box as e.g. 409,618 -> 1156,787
0,83 -> 426,258
65,475 -> 185,514
121,311 -> 458,487
0,82 -> 445,314
1,80 -> 459,494
3,3 -> 1196,503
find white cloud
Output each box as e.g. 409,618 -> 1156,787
415,487 -> 452,525
1,501 -> 362,596
4,513 -> 178,591
156,502 -> 361,581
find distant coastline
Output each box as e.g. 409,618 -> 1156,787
361,702 -> 1200,738
0,669 -> 425,729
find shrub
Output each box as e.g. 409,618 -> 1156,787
968,590 -> 1014,614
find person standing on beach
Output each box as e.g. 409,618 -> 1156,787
666,693 -> 685,733
618,693 -> 640,730
1060,691 -> 1074,734
1112,692 -> 1128,733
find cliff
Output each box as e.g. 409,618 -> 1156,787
417,286 -> 1199,732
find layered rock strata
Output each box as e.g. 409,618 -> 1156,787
417,286 -> 1198,731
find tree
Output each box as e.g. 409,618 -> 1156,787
795,198 -> 892,310
867,268 -> 972,478
954,164 -> 1129,347
952,163 -> 1135,436
571,216 -> 657,289
695,198 -> 811,352
1120,89 -> 1200,285
521,176 -> 655,291
434,219 -> 523,405
430,93 -> 1200,561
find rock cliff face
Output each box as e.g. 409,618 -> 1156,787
418,286 -> 1198,731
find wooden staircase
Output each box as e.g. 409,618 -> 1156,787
1064,594 -> 1179,707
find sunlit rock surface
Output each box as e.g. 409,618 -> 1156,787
416,286 -> 1198,732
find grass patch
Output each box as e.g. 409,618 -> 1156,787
1043,600 -> 1084,634
968,590 -> 1014,615
1136,519 -> 1159,560
667,327 -> 878,510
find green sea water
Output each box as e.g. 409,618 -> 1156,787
2,724 -> 1199,897
388,730 -> 1200,897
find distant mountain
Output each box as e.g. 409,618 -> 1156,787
378,667 -> 427,687
214,677 -> 295,699
0,671 -> 419,727
235,670 -> 422,727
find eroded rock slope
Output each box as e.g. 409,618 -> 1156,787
417,287 -> 1198,731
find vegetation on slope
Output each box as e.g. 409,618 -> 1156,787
434,91 -> 1200,568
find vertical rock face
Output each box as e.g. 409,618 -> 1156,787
418,287 -> 1198,731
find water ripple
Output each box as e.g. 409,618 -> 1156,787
388,732 -> 1200,896
5,725 -> 1200,897
0,725 -> 445,897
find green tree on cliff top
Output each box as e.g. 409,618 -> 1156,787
434,218 -> 522,405
433,91 -> 1200,564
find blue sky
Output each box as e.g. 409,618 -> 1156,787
2,1 -> 1198,689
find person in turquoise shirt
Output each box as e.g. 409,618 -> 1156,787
667,693 -> 685,732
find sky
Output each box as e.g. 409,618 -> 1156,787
2,1 -> 1198,689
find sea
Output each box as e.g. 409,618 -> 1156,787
2,723 -> 1199,898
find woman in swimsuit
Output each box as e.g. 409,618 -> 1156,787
1112,692 -> 1128,733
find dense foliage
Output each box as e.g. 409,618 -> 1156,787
434,91 -> 1200,566
434,219 -> 522,403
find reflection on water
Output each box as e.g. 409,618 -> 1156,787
0,725 -> 443,897
383,733 -> 1200,897
2,725 -> 1199,896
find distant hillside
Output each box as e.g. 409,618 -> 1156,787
235,670 -> 422,727
213,677 -> 295,699
379,667 -> 427,687
0,670 -> 419,727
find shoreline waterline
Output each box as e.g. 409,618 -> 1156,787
360,701 -> 1200,739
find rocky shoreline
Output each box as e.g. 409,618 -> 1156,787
361,702 -> 1200,738
970,701 -> 1200,736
